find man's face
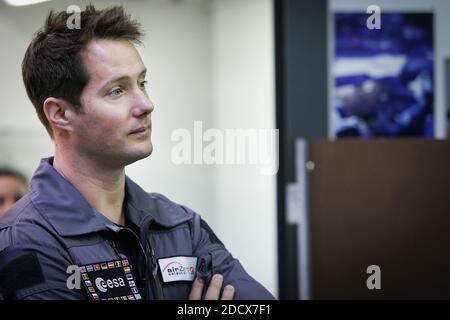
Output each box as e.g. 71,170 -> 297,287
69,39 -> 154,168
0,176 -> 27,215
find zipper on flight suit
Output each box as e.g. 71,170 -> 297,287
146,237 -> 165,299
108,237 -> 150,299
107,226 -> 154,300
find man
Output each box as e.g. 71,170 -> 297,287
0,168 -> 28,216
0,5 -> 274,300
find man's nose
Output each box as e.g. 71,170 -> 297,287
132,90 -> 155,117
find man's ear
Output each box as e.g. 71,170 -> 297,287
43,97 -> 76,133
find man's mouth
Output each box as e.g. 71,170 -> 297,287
129,125 -> 151,136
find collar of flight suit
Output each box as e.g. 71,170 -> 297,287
29,157 -> 193,237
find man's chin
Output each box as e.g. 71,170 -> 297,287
124,143 -> 153,165
141,143 -> 153,159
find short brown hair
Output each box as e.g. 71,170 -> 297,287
22,5 -> 143,138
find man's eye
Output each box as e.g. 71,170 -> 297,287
139,80 -> 148,90
110,87 -> 123,97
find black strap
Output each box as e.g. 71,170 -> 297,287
200,219 -> 225,247
0,251 -> 44,299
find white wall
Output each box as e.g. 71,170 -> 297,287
329,0 -> 449,138
210,0 -> 277,297
0,0 -> 277,297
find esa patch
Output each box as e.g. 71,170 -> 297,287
79,259 -> 142,300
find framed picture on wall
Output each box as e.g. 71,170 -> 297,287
331,12 -> 434,138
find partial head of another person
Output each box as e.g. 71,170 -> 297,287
0,168 -> 28,215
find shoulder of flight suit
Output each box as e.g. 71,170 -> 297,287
0,194 -> 84,300
143,192 -> 195,227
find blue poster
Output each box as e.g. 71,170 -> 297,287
333,13 -> 434,138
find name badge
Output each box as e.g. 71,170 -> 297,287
157,256 -> 198,283
79,259 -> 142,300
